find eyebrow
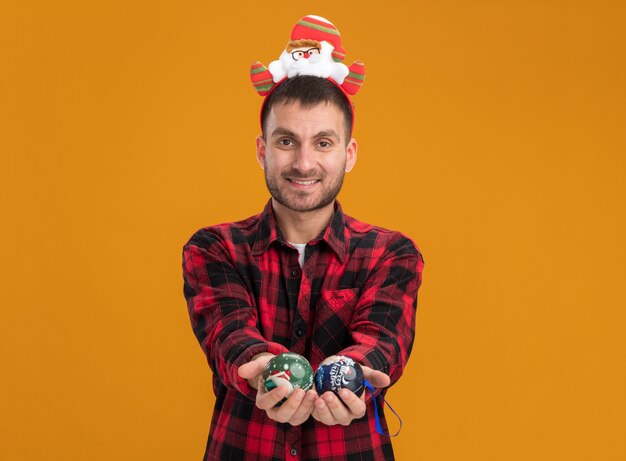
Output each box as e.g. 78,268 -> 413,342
270,127 -> 341,140
316,130 -> 340,140
270,127 -> 297,139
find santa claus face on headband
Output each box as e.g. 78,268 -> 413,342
268,40 -> 349,84
249,15 -> 366,97
288,39 -> 321,61
291,47 -> 320,60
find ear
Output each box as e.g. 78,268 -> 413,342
256,135 -> 266,169
344,138 -> 357,172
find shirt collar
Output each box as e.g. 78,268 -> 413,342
252,199 -> 346,263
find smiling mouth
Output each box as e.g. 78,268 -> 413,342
288,179 -> 319,186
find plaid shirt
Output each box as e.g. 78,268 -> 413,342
182,200 -> 424,461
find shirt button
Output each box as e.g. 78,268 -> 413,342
291,269 -> 298,277
296,328 -> 303,337
290,448 -> 297,456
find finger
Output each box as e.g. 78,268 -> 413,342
361,366 -> 391,388
338,388 -> 366,419
238,354 -> 274,380
239,355 -> 276,389
318,355 -> 341,366
321,392 -> 352,425
267,389 -> 311,426
312,394 -> 336,425
288,389 -> 317,426
256,386 -> 289,411
238,360 -> 263,380
267,388 -> 306,424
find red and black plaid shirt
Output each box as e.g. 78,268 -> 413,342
182,200 -> 424,461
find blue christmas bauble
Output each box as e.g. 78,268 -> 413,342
314,356 -> 365,397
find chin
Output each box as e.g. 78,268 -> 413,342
279,196 -> 336,213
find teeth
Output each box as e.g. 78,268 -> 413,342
291,179 -> 317,185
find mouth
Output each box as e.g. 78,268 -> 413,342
287,178 -> 320,188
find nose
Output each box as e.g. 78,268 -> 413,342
303,52 -> 310,59
293,144 -> 315,172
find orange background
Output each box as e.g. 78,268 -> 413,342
1,1 -> 625,460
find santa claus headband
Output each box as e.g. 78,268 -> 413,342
250,15 -> 365,129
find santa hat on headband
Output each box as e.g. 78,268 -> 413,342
291,15 -> 346,62
250,15 -> 365,97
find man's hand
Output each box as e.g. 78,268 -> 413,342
238,353 -> 318,426
312,364 -> 390,426
237,352 -> 274,390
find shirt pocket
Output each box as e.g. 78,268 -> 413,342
313,288 -> 359,358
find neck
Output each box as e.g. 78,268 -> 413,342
271,199 -> 335,244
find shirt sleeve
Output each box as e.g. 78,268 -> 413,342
339,234 -> 424,386
182,230 -> 288,400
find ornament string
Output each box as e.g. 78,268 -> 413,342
363,380 -> 403,437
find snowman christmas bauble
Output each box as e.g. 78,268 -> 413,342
314,356 -> 365,397
263,353 -> 314,396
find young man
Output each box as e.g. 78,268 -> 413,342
183,16 -> 423,461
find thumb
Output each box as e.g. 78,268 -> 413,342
238,360 -> 263,380
361,366 -> 391,388
238,353 -> 274,380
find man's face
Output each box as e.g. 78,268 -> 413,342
256,101 -> 357,213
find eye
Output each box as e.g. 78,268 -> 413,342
292,50 -> 304,60
278,138 -> 293,146
318,140 -> 332,148
308,48 -> 320,55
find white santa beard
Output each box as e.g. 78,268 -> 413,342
289,59 -> 332,78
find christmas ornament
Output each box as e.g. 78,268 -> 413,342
263,352 -> 314,396
314,356 -> 365,397
250,14 -> 365,97
315,356 -> 404,437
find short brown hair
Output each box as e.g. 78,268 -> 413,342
261,76 -> 354,142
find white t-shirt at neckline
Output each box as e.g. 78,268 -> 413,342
289,242 -> 307,268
